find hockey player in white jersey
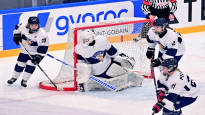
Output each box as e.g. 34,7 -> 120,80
152,58 -> 199,115
75,29 -> 144,91
7,16 -> 49,87
146,18 -> 185,67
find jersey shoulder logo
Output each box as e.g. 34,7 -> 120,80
172,41 -> 176,46
171,83 -> 176,89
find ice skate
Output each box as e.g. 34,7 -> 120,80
7,78 -> 17,85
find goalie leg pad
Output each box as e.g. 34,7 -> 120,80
82,72 -> 143,92
106,63 -> 127,77
77,63 -> 91,84
82,75 -> 130,92
127,72 -> 144,87
82,78 -> 112,91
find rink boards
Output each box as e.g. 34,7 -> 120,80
0,0 -> 205,57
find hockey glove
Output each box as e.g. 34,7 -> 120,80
151,58 -> 163,67
14,23 -> 22,30
13,33 -> 22,45
119,53 -> 127,57
152,101 -> 165,113
146,47 -> 155,59
31,54 -> 44,65
118,53 -> 135,69
15,24 -> 19,30
156,90 -> 166,101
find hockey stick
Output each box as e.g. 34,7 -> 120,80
151,59 -> 158,115
47,54 -> 77,70
19,42 -> 58,89
46,53 -> 117,91
151,59 -> 158,97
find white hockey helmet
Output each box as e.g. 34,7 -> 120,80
79,29 -> 95,45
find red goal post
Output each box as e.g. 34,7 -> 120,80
39,17 -> 153,91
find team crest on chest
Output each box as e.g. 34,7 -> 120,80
97,54 -> 104,61
92,51 -> 105,61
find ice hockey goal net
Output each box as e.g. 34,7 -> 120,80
39,17 -> 153,91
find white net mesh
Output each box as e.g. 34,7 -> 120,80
39,17 -> 152,91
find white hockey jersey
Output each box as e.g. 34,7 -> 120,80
147,28 -> 185,60
75,35 -> 118,75
13,24 -> 49,56
158,70 -> 199,98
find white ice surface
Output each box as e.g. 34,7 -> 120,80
0,32 -> 205,115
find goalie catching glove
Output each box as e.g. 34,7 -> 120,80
115,53 -> 136,69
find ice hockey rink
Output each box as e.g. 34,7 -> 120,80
0,31 -> 205,115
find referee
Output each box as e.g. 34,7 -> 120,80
142,0 -> 177,21
134,0 -> 177,41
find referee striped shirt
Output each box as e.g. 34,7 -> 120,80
142,0 -> 177,15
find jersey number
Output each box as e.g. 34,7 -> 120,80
184,76 -> 197,91
180,72 -> 196,91
187,75 -> 196,87
42,38 -> 46,43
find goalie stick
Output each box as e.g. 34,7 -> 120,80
46,53 -> 117,91
19,42 -> 58,90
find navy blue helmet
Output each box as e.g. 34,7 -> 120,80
28,16 -> 40,25
27,16 -> 40,33
161,58 -> 178,72
153,18 -> 168,28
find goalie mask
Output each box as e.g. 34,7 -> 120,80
79,29 -> 95,46
153,18 -> 168,35
27,16 -> 40,34
161,58 -> 178,76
